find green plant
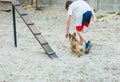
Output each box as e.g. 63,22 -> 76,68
116,12 -> 120,16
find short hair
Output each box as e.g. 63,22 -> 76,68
65,0 -> 73,10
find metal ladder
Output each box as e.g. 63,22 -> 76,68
11,0 -> 58,59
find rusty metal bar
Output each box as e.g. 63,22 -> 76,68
12,4 -> 17,47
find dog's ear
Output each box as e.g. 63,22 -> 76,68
69,33 -> 71,36
74,32 -> 76,36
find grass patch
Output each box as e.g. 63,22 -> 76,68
116,12 -> 120,16
107,12 -> 116,14
97,15 -> 105,19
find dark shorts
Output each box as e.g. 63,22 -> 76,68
76,11 -> 92,31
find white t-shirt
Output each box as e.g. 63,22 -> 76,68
68,0 -> 93,26
68,0 -> 92,18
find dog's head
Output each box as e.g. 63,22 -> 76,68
69,32 -> 77,41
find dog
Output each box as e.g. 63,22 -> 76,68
69,32 -> 84,57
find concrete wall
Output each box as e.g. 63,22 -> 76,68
18,0 -> 29,3
19,0 -> 120,12
36,0 -> 66,7
37,0 -> 120,12
36,0 -> 52,6
87,0 -> 120,12
98,0 -> 120,11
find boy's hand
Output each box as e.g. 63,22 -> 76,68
94,19 -> 98,23
94,18 -> 98,23
65,33 -> 69,38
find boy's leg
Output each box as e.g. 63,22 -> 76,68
85,41 -> 92,53
82,11 -> 92,53
78,31 -> 83,45
80,36 -> 83,45
77,31 -> 92,53
77,31 -> 87,44
76,11 -> 93,53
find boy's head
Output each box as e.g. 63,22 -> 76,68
65,0 -> 73,10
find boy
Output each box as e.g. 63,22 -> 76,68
65,0 -> 97,53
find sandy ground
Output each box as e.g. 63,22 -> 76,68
0,2 -> 120,82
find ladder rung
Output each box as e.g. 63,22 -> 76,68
27,23 -> 34,25
21,13 -> 27,16
48,52 -> 55,55
41,42 -> 48,45
14,4 -> 20,6
34,33 -> 41,35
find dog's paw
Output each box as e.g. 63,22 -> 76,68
80,48 -> 83,52
78,54 -> 81,57
78,53 -> 82,57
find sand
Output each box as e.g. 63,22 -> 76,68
0,2 -> 120,82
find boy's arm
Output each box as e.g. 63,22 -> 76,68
91,10 -> 97,22
65,15 -> 71,38
85,1 -> 97,22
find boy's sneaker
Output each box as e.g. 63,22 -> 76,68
85,41 -> 92,54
